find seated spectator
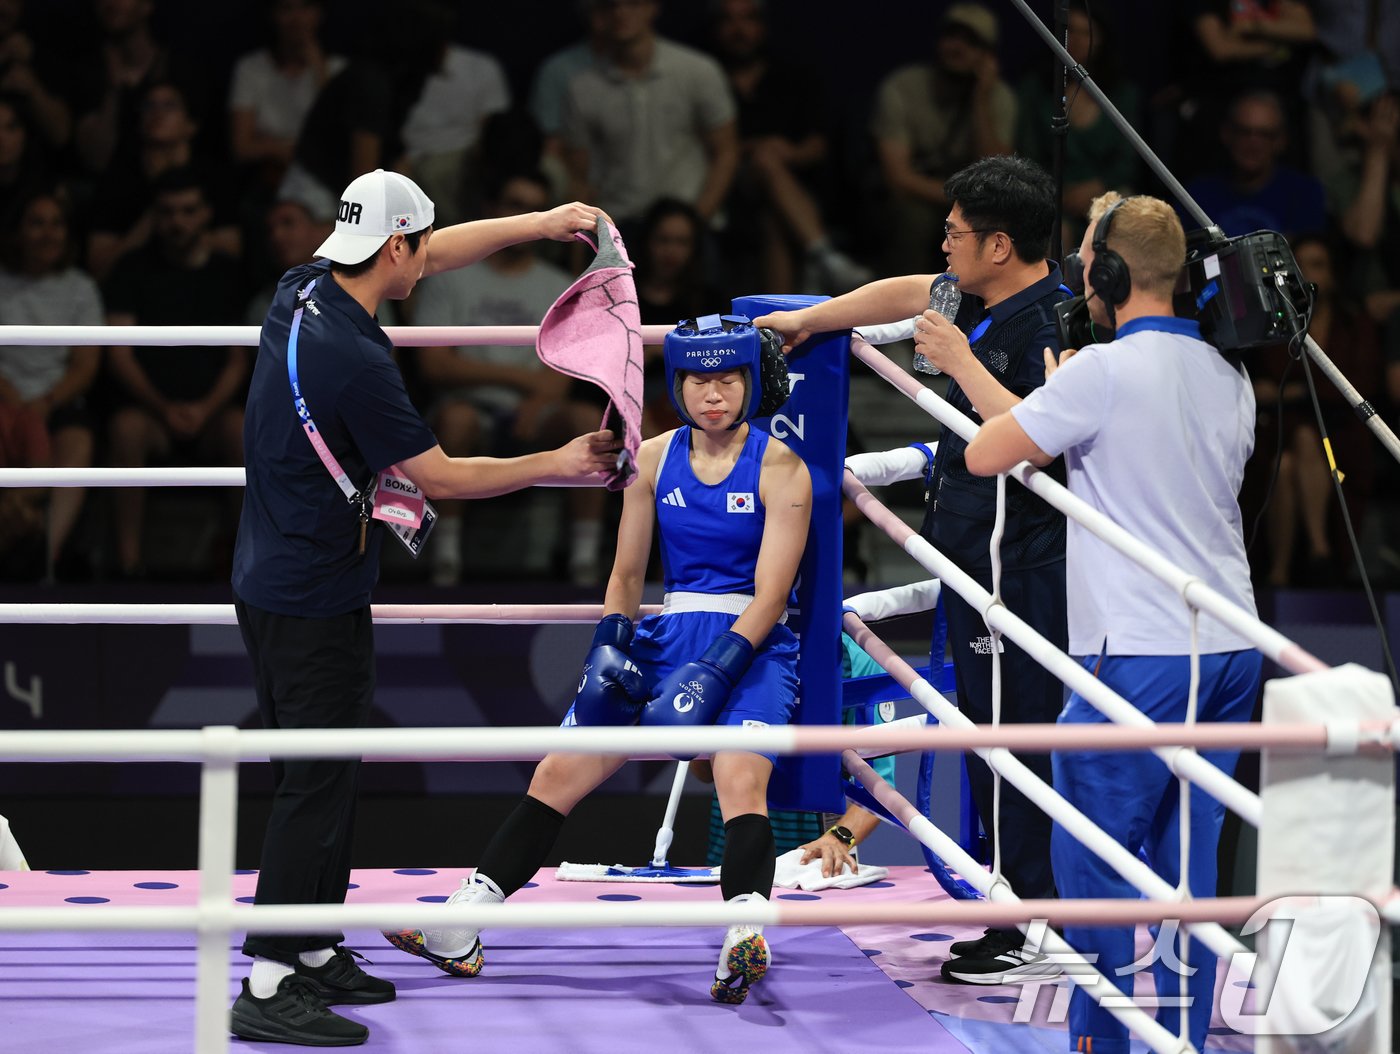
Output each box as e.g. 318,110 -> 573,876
0,189 -> 102,581
1171,0 -> 1315,179
1181,88 -> 1326,239
68,0 -> 196,174
397,1 -> 510,223
277,55 -> 406,222
0,90 -> 52,234
633,197 -> 725,435
709,0 -> 869,295
559,0 -> 738,234
1016,1 -> 1140,242
1338,93 -> 1400,327
244,196 -> 331,324
0,0 -> 71,151
86,77 -> 240,283
227,0 -> 344,195
528,1 -> 605,197
871,3 -> 1014,274
409,170 -> 574,586
1255,235 -> 1383,587
103,167 -> 247,579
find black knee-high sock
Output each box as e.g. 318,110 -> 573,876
720,813 -> 775,900
475,795 -> 566,897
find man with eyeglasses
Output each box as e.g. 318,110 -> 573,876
1179,88 -> 1325,238
755,153 -> 1070,986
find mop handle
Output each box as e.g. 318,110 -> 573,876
650,760 -> 690,867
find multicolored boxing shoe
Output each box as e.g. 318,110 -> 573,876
382,874 -> 500,977
710,893 -> 771,1005
382,927 -> 483,977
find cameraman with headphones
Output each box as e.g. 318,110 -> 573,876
966,192 -> 1263,1054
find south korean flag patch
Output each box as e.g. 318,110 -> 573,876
727,492 -> 755,514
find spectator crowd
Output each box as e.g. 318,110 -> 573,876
0,0 -> 1397,589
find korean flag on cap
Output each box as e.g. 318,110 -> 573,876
727,492 -> 755,513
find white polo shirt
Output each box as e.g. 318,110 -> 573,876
1010,317 -> 1258,656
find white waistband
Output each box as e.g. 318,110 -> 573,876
660,592 -> 787,624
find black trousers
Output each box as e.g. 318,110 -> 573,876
235,595 -> 374,963
942,559 -> 1067,905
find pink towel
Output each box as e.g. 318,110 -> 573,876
535,218 -> 644,490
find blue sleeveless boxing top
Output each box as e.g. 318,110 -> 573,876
655,426 -> 769,595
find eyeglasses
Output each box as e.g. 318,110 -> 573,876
1230,123 -> 1283,140
944,222 -> 997,241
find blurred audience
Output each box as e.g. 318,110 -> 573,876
1254,235 -> 1382,586
244,196 -> 331,324
1016,2 -> 1140,241
0,90 -> 51,234
103,167 -> 246,578
87,78 -> 240,282
0,189 -> 102,581
1181,89 -> 1326,239
409,170 -> 574,586
227,0 -> 344,195
871,2 -> 1014,274
709,0 -> 869,295
0,0 -> 70,151
0,0 -> 1393,587
1338,93 -> 1400,326
1170,0 -> 1315,178
559,0 -> 737,235
397,2 -> 510,224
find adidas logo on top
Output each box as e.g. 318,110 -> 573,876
661,487 -> 687,507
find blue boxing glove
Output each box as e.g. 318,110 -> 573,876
640,631 -> 754,729
572,614 -> 646,727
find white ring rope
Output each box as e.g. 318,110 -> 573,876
0,603 -> 663,625
841,610 -> 1248,964
0,324 -> 675,347
3,894 -> 1366,934
1,721 -> 1391,763
842,747 -> 1192,1054
848,335 -> 1327,676
845,469 -> 1265,826
0,467 -> 245,487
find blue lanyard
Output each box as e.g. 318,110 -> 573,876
286,278 -> 360,503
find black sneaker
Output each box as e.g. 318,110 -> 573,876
940,932 -> 1065,986
947,927 -> 1021,959
230,975 -> 368,1047
294,947 -> 396,1005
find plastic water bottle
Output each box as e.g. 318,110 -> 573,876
913,272 -> 960,376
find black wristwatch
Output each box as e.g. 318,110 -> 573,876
825,824 -> 856,849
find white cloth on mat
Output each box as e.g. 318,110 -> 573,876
772,848 -> 888,891
0,814 -> 29,870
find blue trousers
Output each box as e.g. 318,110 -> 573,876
1053,649 -> 1261,1054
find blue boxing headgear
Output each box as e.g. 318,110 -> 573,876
664,313 -> 789,429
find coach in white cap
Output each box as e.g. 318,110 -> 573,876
228,169 -> 617,1047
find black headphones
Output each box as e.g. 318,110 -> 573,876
1089,197 -> 1135,308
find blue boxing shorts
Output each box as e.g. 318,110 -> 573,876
564,610 -> 800,758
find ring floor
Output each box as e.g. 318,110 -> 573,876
0,866 -> 1254,1052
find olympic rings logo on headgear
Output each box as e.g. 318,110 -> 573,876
700,356 -> 723,368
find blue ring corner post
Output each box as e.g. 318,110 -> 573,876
733,293 -> 848,815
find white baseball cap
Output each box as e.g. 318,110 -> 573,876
314,169 -> 436,265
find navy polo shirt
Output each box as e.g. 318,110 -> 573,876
232,260 -> 437,616
925,261 -> 1070,571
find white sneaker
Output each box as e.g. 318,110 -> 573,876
383,874 -> 502,977
711,893 -> 772,1004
